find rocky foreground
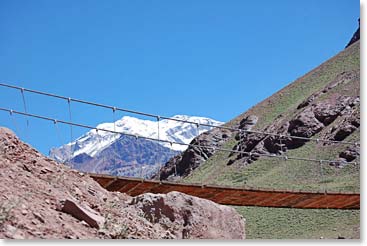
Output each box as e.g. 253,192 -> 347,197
0,127 -> 245,239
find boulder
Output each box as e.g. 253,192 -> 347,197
239,115 -> 258,130
288,107 -> 324,138
59,199 -> 105,229
333,124 -> 358,141
331,111 -> 360,142
129,191 -> 246,239
339,145 -> 360,162
313,97 -> 352,126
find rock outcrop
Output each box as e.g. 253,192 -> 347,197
346,18 -> 360,48
129,192 -> 246,239
158,66 -> 359,179
0,127 -> 245,239
158,127 -> 234,180
339,145 -> 360,163
227,72 -> 360,166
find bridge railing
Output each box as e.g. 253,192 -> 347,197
0,83 -> 360,194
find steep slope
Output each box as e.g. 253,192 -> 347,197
49,115 -> 222,178
160,40 -> 360,193
158,36 -> 360,239
0,127 -> 245,239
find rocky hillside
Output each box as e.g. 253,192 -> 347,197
156,28 -> 360,239
0,127 -> 245,239
159,39 -> 360,193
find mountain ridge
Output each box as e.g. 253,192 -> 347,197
49,114 -> 223,178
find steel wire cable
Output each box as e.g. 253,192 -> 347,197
20,88 -> 29,140
157,116 -> 161,180
112,108 -> 117,173
67,98 -> 73,164
171,142 -> 177,177
0,107 -> 358,167
195,122 -> 204,185
0,83 -> 359,146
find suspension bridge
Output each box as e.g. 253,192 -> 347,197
0,83 -> 360,209
89,174 -> 359,209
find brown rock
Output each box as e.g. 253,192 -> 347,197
33,212 -> 45,223
339,145 -> 360,162
130,191 -> 246,239
239,115 -> 258,130
288,107 -> 324,138
333,124 -> 358,141
60,199 -> 105,229
0,125 -> 246,239
4,224 -> 25,239
158,127 -> 233,179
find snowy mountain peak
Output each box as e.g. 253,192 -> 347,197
50,115 -> 223,163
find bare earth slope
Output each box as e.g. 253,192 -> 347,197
0,127 -> 245,239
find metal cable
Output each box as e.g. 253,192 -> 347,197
0,83 -> 358,146
196,123 -> 204,185
112,108 -> 117,171
20,88 -> 29,140
94,129 -> 102,173
67,98 -> 73,164
319,160 -> 326,192
279,137 -> 283,155
157,116 -> 161,180
171,142 -> 177,177
0,107 -> 358,167
134,135 -> 139,178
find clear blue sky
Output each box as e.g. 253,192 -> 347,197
0,0 -> 360,154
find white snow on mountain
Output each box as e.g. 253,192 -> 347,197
51,115 -> 223,162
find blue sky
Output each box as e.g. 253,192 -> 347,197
0,0 -> 360,154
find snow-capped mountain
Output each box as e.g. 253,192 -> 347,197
49,115 -> 223,177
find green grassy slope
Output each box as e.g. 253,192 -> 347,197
184,41 -> 360,192
236,206 -> 359,239
183,41 -> 360,239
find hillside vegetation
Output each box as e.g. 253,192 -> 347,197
161,40 -> 360,239
184,41 -> 360,192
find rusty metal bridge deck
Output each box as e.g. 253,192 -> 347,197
89,174 -> 359,209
